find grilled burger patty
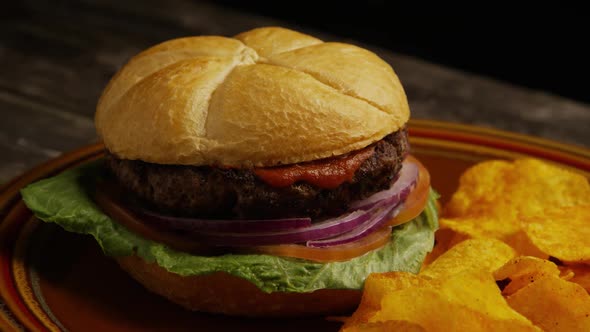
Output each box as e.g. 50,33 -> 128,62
105,128 -> 409,220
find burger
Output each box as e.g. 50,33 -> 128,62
21,27 -> 438,317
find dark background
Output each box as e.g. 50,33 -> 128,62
3,1 -> 587,104
213,1 -> 589,104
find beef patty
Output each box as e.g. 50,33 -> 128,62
105,128 -> 409,220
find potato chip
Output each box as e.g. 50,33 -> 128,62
443,160 -> 518,235
421,238 -> 515,279
494,256 -> 561,279
521,205 -> 590,263
341,320 -> 425,332
560,264 -> 590,293
343,270 -> 539,331
506,275 -> 590,331
440,216 -> 515,240
443,159 -> 590,240
421,228 -> 468,267
367,270 -> 538,331
363,271 -> 427,294
341,272 -> 424,329
504,230 -> 548,259
494,256 -> 561,295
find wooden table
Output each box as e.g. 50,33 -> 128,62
2,0 -> 589,184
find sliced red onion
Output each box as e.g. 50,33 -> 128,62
306,203 -> 405,248
186,209 -> 371,246
350,161 -> 419,211
131,159 -> 419,247
136,208 -> 312,233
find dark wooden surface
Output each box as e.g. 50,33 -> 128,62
1,0 -> 589,184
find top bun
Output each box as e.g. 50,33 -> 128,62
95,27 -> 410,167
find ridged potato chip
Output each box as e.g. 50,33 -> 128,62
505,275 -> 590,331
421,228 -> 468,267
560,264 -> 590,293
342,272 -> 426,329
494,256 -> 561,296
421,238 -> 515,279
504,230 -> 548,259
343,270 -> 539,331
440,216 -> 513,240
442,159 -> 590,240
521,205 -> 590,263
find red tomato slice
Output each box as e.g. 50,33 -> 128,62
247,226 -> 392,263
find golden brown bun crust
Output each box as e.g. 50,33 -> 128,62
96,27 -> 410,167
116,255 -> 361,317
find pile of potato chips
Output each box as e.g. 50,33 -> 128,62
341,158 -> 590,331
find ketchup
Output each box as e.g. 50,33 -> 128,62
254,146 -> 375,189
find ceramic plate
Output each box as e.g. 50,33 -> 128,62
1,120 -> 589,332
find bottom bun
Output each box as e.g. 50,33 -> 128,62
116,255 -> 362,317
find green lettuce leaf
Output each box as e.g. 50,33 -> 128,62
21,161 -> 439,293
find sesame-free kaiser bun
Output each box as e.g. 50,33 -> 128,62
95,26 -> 409,167
22,27 -> 438,319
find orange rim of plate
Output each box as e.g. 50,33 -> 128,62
1,120 -> 589,331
